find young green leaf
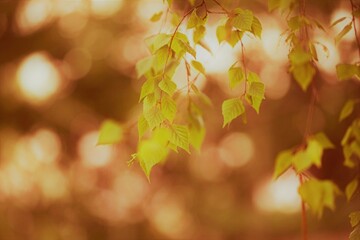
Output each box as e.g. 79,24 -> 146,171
273,150 -> 293,179
161,95 -> 177,121
194,25 -> 206,43
169,124 -> 190,153
346,178 -> 358,201
292,63 -> 316,91
222,98 -> 245,127
292,140 -> 323,173
228,65 -> 244,89
136,56 -> 154,78
140,78 -> 155,101
248,82 -> 265,98
298,179 -> 341,218
144,106 -> 165,129
98,120 -> 123,145
145,33 -> 171,54
232,9 -> 254,31
216,25 -> 227,44
159,78 -> 177,96
251,16 -> 262,38
189,125 -> 205,151
312,132 -> 335,149
191,60 -> 206,75
150,11 -> 163,22
138,114 -> 149,139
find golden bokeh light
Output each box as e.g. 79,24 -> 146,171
261,28 -> 289,62
253,171 -> 301,214
314,37 -> 340,78
331,9 -> 355,42
90,0 -> 124,18
16,53 -> 62,104
15,0 -> 54,35
218,132 -> 254,168
260,65 -> 291,99
78,131 -> 114,168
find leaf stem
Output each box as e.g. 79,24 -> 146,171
350,0 -> 360,59
240,40 -> 248,95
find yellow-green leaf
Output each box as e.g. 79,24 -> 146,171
350,211 -> 360,227
169,124 -> 190,153
150,11 -> 163,22
189,126 -> 205,151
346,178 -> 358,201
161,95 -> 177,121
136,56 -> 154,78
159,78 -> 177,96
248,82 -> 265,98
298,179 -> 341,218
138,114 -> 149,139
292,63 -> 316,91
273,150 -> 293,179
222,98 -> 245,127
312,132 -> 335,149
144,106 -> 165,129
191,60 -> 205,75
251,16 -> 262,38
232,9 -> 254,31
216,25 -> 227,44
140,78 -> 155,101
98,120 -> 123,145
228,64 -> 244,89
145,33 -> 171,54
292,140 -> 323,172
194,25 -> 206,43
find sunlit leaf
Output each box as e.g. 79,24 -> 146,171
194,25 -> 206,43
312,132 -> 335,149
136,56 -> 154,78
169,124 -> 190,153
232,9 -> 254,31
251,16 -> 262,38
159,78 -> 177,96
228,64 -> 244,89
138,114 -> 149,139
292,63 -> 316,91
150,11 -> 163,22
145,33 -> 171,54
273,150 -> 293,179
222,98 -> 245,127
189,125 -> 205,151
298,179 -> 341,218
144,106 -> 165,129
161,95 -> 177,121
140,78 -> 155,101
98,120 -> 123,145
216,25 -> 227,43
191,60 -> 205,75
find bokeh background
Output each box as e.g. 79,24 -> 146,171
0,0 -> 359,239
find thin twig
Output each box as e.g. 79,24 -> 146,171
299,174 -> 308,240
210,0 -> 231,14
240,40 -> 248,95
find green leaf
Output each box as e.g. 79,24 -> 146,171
288,16 -> 301,31
138,114 -> 149,139
298,179 -> 341,218
189,126 -> 205,151
248,71 -> 261,82
136,56 -> 154,78
232,9 -> 254,31
350,211 -> 360,227
248,82 -> 265,98
335,23 -> 353,45
336,64 -> 359,81
222,98 -> 245,127
340,99 -> 356,121
273,150 -> 293,179
312,132 -> 335,149
292,63 -> 316,91
138,136 -> 169,179
150,11 -> 163,22
140,78 -> 155,101
144,106 -> 165,129
227,30 -> 242,47
289,48 -> 312,65
251,16 -> 262,38
346,178 -> 358,201
194,25 -> 206,43
191,60 -> 206,75
187,10 -> 206,29
169,124 -> 190,153
228,64 -> 244,89
161,95 -> 177,121
98,120 -> 123,145
159,78 -> 177,96
216,25 -> 227,44
330,17 -> 347,28
145,33 -> 171,54
292,140 -> 323,172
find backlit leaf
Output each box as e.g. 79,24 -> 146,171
251,16 -> 262,38
150,11 -> 163,22
298,179 -> 341,218
216,25 -> 227,43
292,63 -> 316,91
194,25 -> 206,43
228,64 -> 244,89
273,150 -> 293,179
144,106 -> 165,129
191,60 -> 205,75
138,114 -> 149,139
161,95 -> 177,121
98,120 -> 123,145
222,98 -> 245,127
159,78 -> 177,96
336,64 -> 359,81
232,9 -> 254,31
312,132 -> 335,149
169,124 -> 190,153
140,78 -> 155,101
